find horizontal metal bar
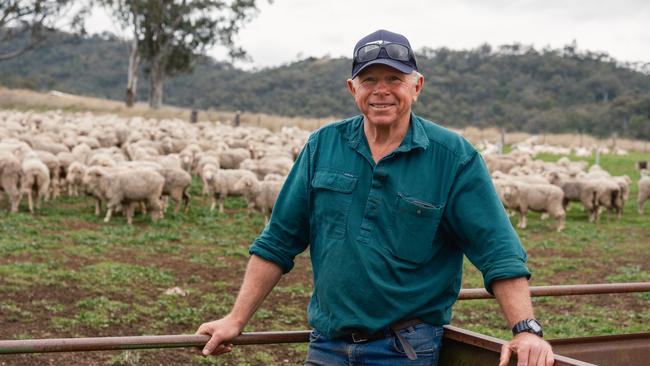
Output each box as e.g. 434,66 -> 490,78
458,282 -> 650,300
0,328 -> 598,365
0,331 -> 311,354
0,282 -> 647,358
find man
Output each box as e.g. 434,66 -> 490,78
196,29 -> 554,366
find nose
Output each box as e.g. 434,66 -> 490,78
372,79 -> 389,94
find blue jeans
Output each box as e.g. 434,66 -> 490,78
304,323 -> 444,366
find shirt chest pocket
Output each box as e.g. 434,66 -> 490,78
389,193 -> 445,263
311,171 -> 357,240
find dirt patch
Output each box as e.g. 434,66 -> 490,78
59,218 -> 103,231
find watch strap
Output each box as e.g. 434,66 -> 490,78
512,319 -> 543,337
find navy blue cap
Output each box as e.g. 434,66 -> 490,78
351,29 -> 418,79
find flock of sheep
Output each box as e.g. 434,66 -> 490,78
485,152 -> 650,232
477,136 -> 632,157
1,109 -> 649,232
0,110 -> 308,224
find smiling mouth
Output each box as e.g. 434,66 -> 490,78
369,103 -> 394,109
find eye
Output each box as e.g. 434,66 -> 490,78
386,75 -> 402,84
361,76 -> 377,84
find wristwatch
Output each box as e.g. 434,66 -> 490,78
512,319 -> 543,337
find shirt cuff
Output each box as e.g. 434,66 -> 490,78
482,257 -> 531,294
249,239 -> 295,274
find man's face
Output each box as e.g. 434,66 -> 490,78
347,64 -> 423,128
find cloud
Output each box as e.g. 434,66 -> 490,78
83,0 -> 650,68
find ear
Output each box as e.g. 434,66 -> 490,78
346,79 -> 357,97
413,74 -> 424,102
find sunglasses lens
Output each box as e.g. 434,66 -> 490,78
385,44 -> 410,61
356,44 -> 381,62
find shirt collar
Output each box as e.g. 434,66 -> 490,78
409,113 -> 430,151
340,113 -> 430,152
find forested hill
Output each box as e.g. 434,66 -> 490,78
1,30 -> 650,139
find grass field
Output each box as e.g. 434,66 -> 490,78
1,150 -> 649,365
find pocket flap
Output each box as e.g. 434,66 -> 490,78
397,193 -> 445,217
311,171 -> 357,193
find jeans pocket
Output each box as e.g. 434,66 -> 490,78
392,324 -> 443,356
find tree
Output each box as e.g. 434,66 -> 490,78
97,0 -> 142,106
0,0 -> 79,61
101,0 -> 265,109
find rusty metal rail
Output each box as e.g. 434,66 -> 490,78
0,328 -> 603,366
0,332 -> 310,354
549,332 -> 650,366
458,281 -> 650,300
442,325 -> 597,366
0,282 -> 648,359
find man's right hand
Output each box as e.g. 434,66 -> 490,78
196,315 -> 243,356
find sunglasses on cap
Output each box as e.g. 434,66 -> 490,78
354,41 -> 413,63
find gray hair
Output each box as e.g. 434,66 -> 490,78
351,70 -> 422,88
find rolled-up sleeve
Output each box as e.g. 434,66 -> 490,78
249,138 -> 312,273
443,151 -> 530,294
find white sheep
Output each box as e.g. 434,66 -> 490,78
592,178 -> 623,221
88,167 -> 165,224
263,173 -> 285,182
30,150 -> 61,199
0,152 -> 22,212
612,175 -> 632,214
207,169 -> 258,213
66,162 -> 87,197
71,143 -> 92,164
31,136 -> 69,155
218,148 -> 251,169
157,167 -> 191,214
76,136 -> 101,149
87,153 -> 117,167
233,174 -> 283,224
196,153 -> 220,175
239,156 -> 293,180
637,177 -> 650,215
179,147 -> 195,173
546,171 -> 600,222
496,181 -> 566,232
82,166 -> 120,216
20,156 -> 51,213
143,154 -> 182,170
483,154 -> 517,174
492,171 -> 549,185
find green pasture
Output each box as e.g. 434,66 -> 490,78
1,152 -> 649,365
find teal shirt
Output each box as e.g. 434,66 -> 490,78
250,113 -> 530,338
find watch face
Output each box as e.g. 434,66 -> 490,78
528,319 -> 542,332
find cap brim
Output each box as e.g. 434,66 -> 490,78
351,58 -> 414,79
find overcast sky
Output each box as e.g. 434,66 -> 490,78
86,0 -> 650,70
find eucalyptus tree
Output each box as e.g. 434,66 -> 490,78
0,0 -> 81,61
101,0 -> 265,109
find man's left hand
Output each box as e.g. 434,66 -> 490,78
499,332 -> 554,366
